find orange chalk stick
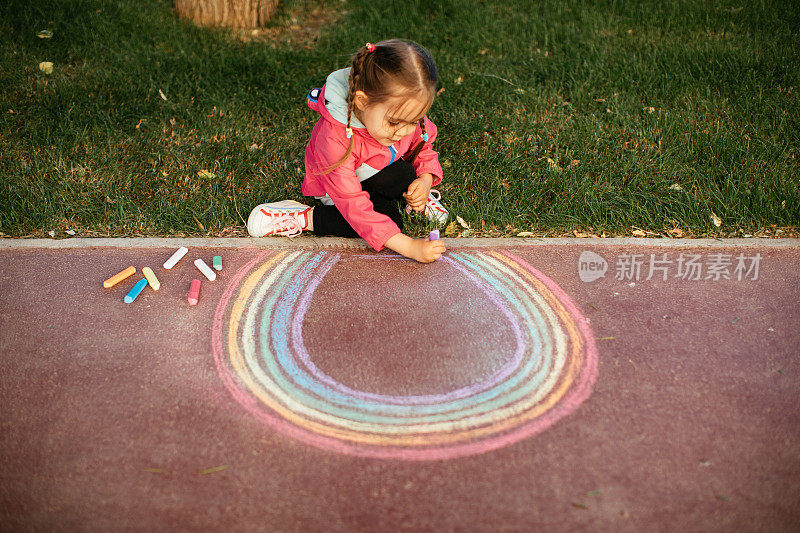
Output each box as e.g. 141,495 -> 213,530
103,266 -> 136,288
187,279 -> 201,306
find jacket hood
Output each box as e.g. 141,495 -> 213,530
319,67 -> 365,130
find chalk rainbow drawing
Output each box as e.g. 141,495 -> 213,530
212,250 -> 598,460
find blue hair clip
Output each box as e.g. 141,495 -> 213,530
346,127 -> 353,139
422,133 -> 429,142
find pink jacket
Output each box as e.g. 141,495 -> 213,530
302,68 -> 443,251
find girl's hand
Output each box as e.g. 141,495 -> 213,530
410,237 -> 446,263
385,233 -> 446,263
403,173 -> 434,213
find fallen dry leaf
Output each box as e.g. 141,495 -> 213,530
38,61 -> 53,75
669,183 -> 683,191
199,465 -> 229,475
710,213 -> 722,227
517,231 -> 535,237
546,157 -> 562,172
444,221 -> 458,237
631,229 -> 647,237
566,160 -> 580,170
159,89 -> 168,101
456,215 -> 470,229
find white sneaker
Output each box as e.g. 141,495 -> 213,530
424,189 -> 449,226
247,200 -> 312,238
405,189 -> 449,226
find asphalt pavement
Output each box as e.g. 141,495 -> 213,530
1,238 -> 798,531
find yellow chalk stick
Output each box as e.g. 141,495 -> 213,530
103,266 -> 136,288
142,267 -> 160,291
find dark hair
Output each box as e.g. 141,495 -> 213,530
326,39 -> 439,173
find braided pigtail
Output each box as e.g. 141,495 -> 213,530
321,47 -> 370,174
403,118 -> 428,165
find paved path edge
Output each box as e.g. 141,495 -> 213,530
1,237 -> 799,249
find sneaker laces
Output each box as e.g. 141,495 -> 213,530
271,213 -> 304,238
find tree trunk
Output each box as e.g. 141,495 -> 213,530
174,0 -> 279,29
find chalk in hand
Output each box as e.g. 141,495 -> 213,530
124,278 -> 148,303
194,258 -> 216,281
142,267 -> 160,291
187,279 -> 201,306
212,255 -> 222,271
163,246 -> 188,269
429,229 -> 440,241
103,266 -> 136,288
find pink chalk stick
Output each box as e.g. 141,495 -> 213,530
429,229 -> 439,240
188,279 -> 201,306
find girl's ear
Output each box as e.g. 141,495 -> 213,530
353,90 -> 369,111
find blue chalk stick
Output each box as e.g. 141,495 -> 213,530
124,278 -> 149,304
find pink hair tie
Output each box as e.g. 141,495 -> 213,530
365,42 -> 375,52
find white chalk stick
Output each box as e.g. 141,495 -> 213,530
164,246 -> 188,269
194,258 -> 216,281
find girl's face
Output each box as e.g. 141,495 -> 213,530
354,90 -> 430,146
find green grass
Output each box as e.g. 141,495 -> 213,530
1,0 -> 798,238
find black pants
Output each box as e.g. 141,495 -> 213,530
312,158 -> 417,238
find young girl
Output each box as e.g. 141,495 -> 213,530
247,39 -> 448,263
